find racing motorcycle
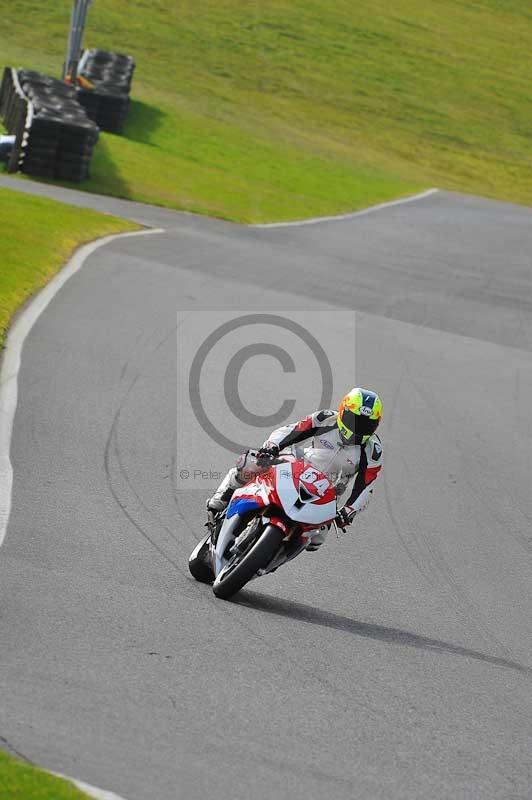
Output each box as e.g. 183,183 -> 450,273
188,454 -> 338,600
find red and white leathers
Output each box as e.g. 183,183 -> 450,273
208,409 -> 383,548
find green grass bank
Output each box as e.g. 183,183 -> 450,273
0,1 -> 531,221
0,750 -> 91,799
0,187 -> 137,349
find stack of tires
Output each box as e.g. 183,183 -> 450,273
0,67 -> 98,181
77,49 -> 135,134
18,70 -> 99,181
0,68 -> 27,132
0,67 -> 31,173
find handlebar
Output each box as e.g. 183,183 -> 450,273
255,453 -> 288,468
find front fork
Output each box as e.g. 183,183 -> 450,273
256,517 -> 306,575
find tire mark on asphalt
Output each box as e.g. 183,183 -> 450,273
400,360 -> 520,662
105,318 -> 206,572
382,365 -> 438,583
103,324 -> 188,575
382,360 -> 520,663
0,733 -> 32,763
112,427 -> 181,547
432,370 -> 532,560
170,449 -> 204,546
104,407 -> 181,572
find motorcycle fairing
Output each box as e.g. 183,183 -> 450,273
227,461 -> 336,525
275,462 -> 336,525
213,513 -> 241,576
226,495 -> 264,519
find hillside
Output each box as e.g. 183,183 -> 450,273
1,0 -> 530,221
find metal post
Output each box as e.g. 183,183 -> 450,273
65,0 -> 80,79
63,4 -> 74,78
63,0 -> 92,83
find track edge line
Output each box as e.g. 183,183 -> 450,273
0,226 -> 165,548
51,770 -> 129,800
250,188 -> 439,228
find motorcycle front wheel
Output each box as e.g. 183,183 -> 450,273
213,524 -> 284,600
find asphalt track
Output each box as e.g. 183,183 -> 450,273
1,176 -> 532,799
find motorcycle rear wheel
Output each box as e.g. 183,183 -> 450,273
213,524 -> 284,600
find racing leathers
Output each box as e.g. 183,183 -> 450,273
207,409 -> 383,549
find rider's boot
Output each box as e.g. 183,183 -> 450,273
206,468 -> 243,513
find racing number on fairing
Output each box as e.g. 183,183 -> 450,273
300,467 -> 330,497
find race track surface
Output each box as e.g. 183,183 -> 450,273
1,179 -> 532,799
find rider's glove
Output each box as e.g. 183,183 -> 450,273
256,444 -> 280,464
335,506 -> 356,529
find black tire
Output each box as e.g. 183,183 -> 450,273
25,146 -> 58,159
213,524 -> 284,600
22,155 -> 56,168
22,165 -> 56,178
188,533 -> 215,584
55,169 -> 88,182
58,154 -> 91,165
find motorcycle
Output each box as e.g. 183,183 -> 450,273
188,454 -> 338,600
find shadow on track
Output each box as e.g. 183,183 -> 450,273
235,591 -> 530,676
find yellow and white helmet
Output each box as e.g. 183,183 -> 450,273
337,387 -> 382,445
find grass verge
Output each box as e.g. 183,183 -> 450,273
0,1 -> 531,221
0,186 -> 138,350
0,750 -> 90,799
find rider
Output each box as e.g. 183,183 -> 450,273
207,387 -> 383,550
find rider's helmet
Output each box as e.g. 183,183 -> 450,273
337,387 -> 382,445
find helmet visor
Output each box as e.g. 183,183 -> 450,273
338,408 -> 379,443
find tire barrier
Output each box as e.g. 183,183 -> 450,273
0,67 -> 28,134
0,67 -> 36,174
76,49 -> 135,134
0,67 -> 98,181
